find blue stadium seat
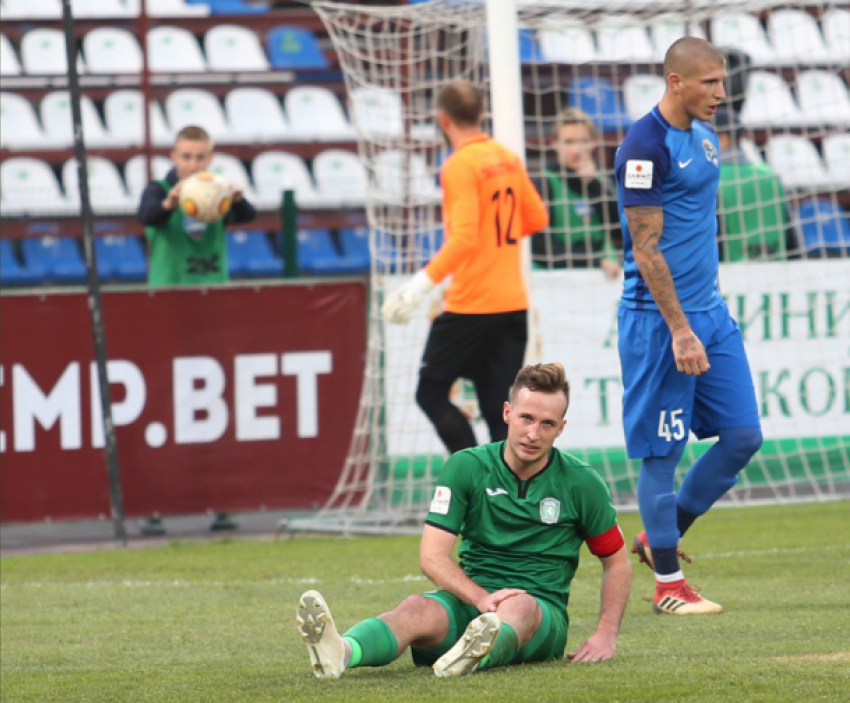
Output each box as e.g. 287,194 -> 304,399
187,0 -> 270,14
299,228 -> 370,276
21,235 -> 88,284
518,29 -> 544,63
796,198 -> 850,256
338,227 -> 371,272
267,26 -> 329,70
418,227 -> 444,265
94,235 -> 148,282
1,239 -> 45,287
227,230 -> 283,278
567,77 -> 633,133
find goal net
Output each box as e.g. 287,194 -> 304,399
289,0 -> 850,535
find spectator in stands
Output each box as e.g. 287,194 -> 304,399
532,108 -> 622,278
136,125 -> 257,535
714,108 -> 794,261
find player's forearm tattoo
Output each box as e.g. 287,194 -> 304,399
625,206 -> 688,332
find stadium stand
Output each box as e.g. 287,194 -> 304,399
61,157 -> 137,215
82,28 -> 144,75
146,26 -> 208,72
0,33 -> 22,76
284,85 -> 356,141
204,24 -> 270,71
0,239 -> 45,286
93,231 -> 148,282
20,232 -> 87,284
794,198 -> 850,256
267,26 -> 329,69
312,149 -> 368,207
225,87 -> 290,142
538,24 -> 597,64
227,230 -> 283,277
251,151 -> 320,210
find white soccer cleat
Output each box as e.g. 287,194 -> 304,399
296,590 -> 346,679
432,613 -> 501,678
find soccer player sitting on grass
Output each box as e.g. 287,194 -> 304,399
297,363 -> 631,679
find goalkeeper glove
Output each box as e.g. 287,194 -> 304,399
381,269 -> 436,324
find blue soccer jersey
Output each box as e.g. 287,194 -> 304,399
614,107 -> 723,312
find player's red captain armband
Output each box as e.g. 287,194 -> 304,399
586,524 -> 626,558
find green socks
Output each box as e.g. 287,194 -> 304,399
478,622 -> 519,671
343,618 -> 399,668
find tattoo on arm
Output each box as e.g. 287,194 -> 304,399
625,205 -> 688,332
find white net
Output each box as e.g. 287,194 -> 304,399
289,0 -> 850,534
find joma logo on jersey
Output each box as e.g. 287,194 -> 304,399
539,497 -> 561,524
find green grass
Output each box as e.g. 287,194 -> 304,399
2,502 -> 849,702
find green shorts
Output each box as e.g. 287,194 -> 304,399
410,590 -> 568,667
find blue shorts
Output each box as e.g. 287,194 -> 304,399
617,302 -> 760,459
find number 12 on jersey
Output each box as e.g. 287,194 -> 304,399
658,409 -> 686,441
491,187 -> 517,247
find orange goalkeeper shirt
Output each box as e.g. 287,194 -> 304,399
425,134 -> 548,314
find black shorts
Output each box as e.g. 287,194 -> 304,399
420,310 -> 528,388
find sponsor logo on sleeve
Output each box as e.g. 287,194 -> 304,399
625,160 -> 653,189
430,486 -> 451,515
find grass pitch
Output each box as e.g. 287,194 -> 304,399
1,501 -> 848,703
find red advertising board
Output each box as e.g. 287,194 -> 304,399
0,282 -> 367,523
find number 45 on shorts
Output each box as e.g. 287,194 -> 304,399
658,409 -> 686,442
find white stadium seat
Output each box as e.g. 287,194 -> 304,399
208,153 -> 253,192
104,90 -> 174,148
710,13 -> 775,66
70,0 -> 136,18
538,23 -> 597,64
146,26 -> 207,72
62,157 -> 136,215
225,87 -> 289,142
596,20 -> 655,63
0,157 -> 78,217
650,18 -> 706,62
738,71 -> 804,127
822,133 -> 850,190
349,85 -> 404,139
21,28 -> 85,76
164,89 -> 235,144
83,28 -> 143,75
125,154 -> 174,199
1,34 -> 22,76
739,137 -> 764,166
124,0 -> 210,17
285,85 -> 356,142
822,8 -> 850,62
204,25 -> 269,72
767,9 -> 832,65
251,151 -> 321,210
623,74 -> 666,121
40,91 -> 115,149
0,92 -> 46,150
764,135 -> 832,190
312,149 -> 368,207
0,0 -> 61,20
373,150 -> 441,206
795,71 -> 850,126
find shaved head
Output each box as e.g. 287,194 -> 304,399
664,37 -> 725,78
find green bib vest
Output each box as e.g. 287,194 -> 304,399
145,179 -> 229,287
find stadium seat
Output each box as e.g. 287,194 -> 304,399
0,157 -> 78,217
710,13 -> 775,66
251,151 -> 320,210
822,8 -> 850,62
21,28 -> 85,76
207,152 -> 258,201
61,157 -> 136,215
738,72 -> 804,127
0,92 -> 48,150
418,227 -> 444,266
567,77 -> 632,133
40,91 -> 116,149
1,34 -> 21,76
0,0 -> 61,20
124,0 -> 210,17
795,71 -> 850,126
21,234 -> 87,284
739,137 -> 764,166
298,228 -> 364,276
104,90 -> 174,148
373,150 -> 441,206
146,26 -> 207,72
199,0 -> 270,15
517,29 -> 543,63
623,74 -> 666,121
349,85 -> 405,140
82,28 -> 143,75
764,135 -> 832,190
650,19 -> 706,63
767,9 -> 832,64
267,26 -> 329,69
794,198 -> 850,256
70,0 -> 136,18
538,23 -> 597,64
125,154 -> 174,199
227,230 -> 283,278
822,133 -> 850,189
93,229 -> 148,282
0,239 -> 45,287
164,89 -> 234,144
224,87 -> 289,142
595,20 -> 655,63
338,227 -> 371,272
312,149 -> 368,207
284,85 -> 356,141
204,24 -> 269,71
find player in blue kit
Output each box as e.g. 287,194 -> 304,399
614,37 -> 763,615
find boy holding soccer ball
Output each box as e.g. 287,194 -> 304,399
137,125 -> 257,288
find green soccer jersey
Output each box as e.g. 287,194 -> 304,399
425,442 -> 619,611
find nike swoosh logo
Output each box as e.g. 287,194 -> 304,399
485,488 -> 508,497
678,159 -> 693,168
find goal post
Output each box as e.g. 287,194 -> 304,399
289,0 -> 850,535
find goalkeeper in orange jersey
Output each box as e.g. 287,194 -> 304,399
381,80 -> 549,454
